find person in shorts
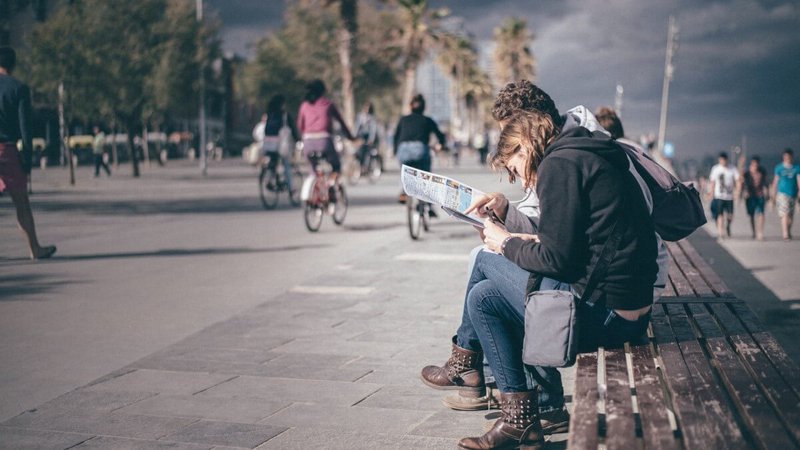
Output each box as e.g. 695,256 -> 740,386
771,148 -> 800,240
742,156 -> 768,240
0,46 -> 56,259
708,152 -> 739,239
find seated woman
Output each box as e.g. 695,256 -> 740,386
423,110 -> 658,450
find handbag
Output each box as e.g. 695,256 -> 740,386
522,219 -> 623,367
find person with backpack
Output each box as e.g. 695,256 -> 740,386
438,107 -> 658,450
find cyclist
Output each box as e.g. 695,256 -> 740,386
394,94 -> 446,204
262,95 -> 300,193
355,102 -> 379,171
297,79 -> 354,202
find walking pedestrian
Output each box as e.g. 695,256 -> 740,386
742,156 -> 768,240
771,148 -> 800,240
92,126 -> 111,177
708,152 -> 739,239
0,46 -> 56,259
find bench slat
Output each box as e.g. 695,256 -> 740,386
667,242 -> 715,297
667,256 -> 695,297
663,304 -> 747,449
688,303 -> 797,448
568,352 -> 599,450
677,239 -> 734,297
604,348 -> 636,449
629,344 -> 676,450
710,303 -> 800,444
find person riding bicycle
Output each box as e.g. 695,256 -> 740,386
262,95 -> 300,192
393,94 -> 446,204
297,79 -> 354,202
355,102 -> 379,170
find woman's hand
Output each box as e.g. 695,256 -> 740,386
510,233 -> 539,242
466,193 -> 509,221
483,219 -> 511,253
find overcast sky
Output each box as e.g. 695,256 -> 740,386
206,0 -> 800,162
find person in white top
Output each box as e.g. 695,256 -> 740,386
708,152 -> 740,239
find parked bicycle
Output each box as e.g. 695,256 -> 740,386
259,152 -> 302,209
301,153 -> 348,232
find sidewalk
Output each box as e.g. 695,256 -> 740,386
0,160 -> 573,449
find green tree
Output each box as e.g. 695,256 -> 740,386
493,17 -> 536,88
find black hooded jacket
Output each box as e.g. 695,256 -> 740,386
502,127 -> 658,310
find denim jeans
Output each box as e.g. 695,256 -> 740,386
456,250 -> 651,412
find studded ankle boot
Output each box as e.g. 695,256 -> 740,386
420,336 -> 485,393
457,390 -> 543,450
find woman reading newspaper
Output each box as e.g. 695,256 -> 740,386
393,94 -> 446,204
421,109 -> 657,450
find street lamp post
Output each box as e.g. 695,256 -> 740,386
197,0 -> 207,176
657,16 -> 679,156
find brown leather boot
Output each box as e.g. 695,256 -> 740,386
420,336 -> 484,393
458,390 -> 544,450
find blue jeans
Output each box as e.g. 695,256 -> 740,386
456,250 -> 651,411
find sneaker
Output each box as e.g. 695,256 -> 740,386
443,387 -> 500,411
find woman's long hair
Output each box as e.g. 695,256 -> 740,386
267,95 -> 285,116
492,110 -> 559,189
304,79 -> 326,103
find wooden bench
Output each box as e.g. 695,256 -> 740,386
568,239 -> 800,449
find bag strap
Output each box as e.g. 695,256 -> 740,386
578,218 -> 624,305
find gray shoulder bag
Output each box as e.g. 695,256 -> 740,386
522,220 -> 623,367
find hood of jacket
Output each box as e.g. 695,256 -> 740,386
544,125 -> 628,171
562,105 -> 609,135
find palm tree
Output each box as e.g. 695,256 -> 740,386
493,18 -> 536,87
437,33 -> 485,138
395,0 -> 448,112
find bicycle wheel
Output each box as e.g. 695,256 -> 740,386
332,184 -> 348,225
304,201 -> 323,232
367,155 -> 382,183
259,167 -> 280,210
407,198 -> 422,240
288,166 -> 303,207
421,202 -> 430,232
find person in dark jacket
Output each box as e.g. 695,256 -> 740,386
0,47 -> 56,259
394,94 -> 446,203
262,95 -> 300,193
425,109 -> 657,450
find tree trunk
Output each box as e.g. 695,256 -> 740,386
338,26 -> 355,130
58,81 -> 75,186
126,119 -> 140,177
142,122 -> 151,168
402,66 -> 417,114
111,120 -> 119,168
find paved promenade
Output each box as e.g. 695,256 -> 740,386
0,157 -> 797,449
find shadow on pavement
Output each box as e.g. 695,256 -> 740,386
688,228 -> 800,364
0,273 -> 82,301
1,245 -> 328,264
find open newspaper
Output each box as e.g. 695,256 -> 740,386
401,165 -> 486,228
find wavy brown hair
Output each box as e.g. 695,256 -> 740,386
491,110 -> 559,189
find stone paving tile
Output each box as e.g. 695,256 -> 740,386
161,420 -> 286,448
354,385 -> 446,411
269,338 -> 410,358
257,427 -> 455,450
73,436 -> 212,449
261,404 -> 431,435
114,394 -> 289,424
0,426 -> 93,450
85,369 -> 235,395
128,358 -> 277,376
197,376 -> 381,406
3,410 -> 198,441
147,347 -> 279,364
352,366 -> 427,387
252,362 -> 372,382
2,389 -> 157,418
407,408 -> 488,439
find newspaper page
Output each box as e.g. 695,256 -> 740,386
401,165 -> 486,228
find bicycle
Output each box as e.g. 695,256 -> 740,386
301,153 -> 348,232
347,143 -> 383,185
259,152 -> 302,209
407,195 -> 431,240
